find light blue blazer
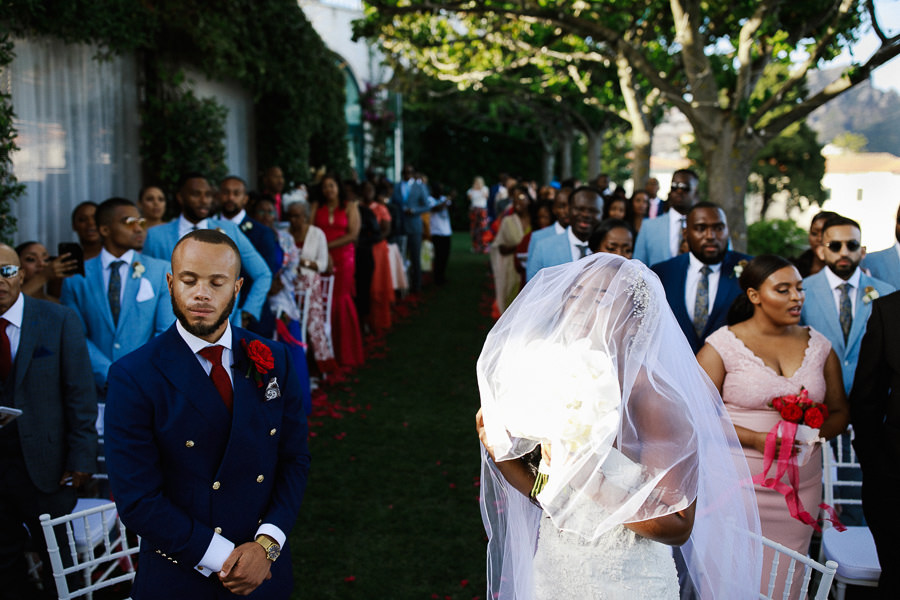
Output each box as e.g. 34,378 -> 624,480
863,246 -> 900,290
800,270 -> 896,394
143,219 -> 272,324
527,232 -> 574,281
61,253 -> 175,390
633,215 -> 673,267
526,225 -> 564,275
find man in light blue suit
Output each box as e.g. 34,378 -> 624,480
527,186 -> 603,281
143,173 -> 271,328
526,186 -> 571,271
390,164 -> 431,292
801,215 -> 895,394
633,169 -> 699,266
862,204 -> 900,289
61,198 -> 174,394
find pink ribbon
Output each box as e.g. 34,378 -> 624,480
752,420 -> 845,532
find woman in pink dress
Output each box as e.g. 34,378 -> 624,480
313,174 -> 364,369
697,254 -> 849,598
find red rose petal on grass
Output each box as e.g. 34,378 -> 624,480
460,579 -> 469,587
449,483 -> 456,489
345,575 -> 356,582
431,594 -> 439,599
436,460 -> 442,465
403,422 -> 408,427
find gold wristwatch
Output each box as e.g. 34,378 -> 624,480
255,535 -> 281,562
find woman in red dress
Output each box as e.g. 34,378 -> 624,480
313,174 -> 364,369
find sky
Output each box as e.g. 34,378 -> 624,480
830,0 -> 900,92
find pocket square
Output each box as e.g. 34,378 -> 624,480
136,277 -> 156,302
33,346 -> 53,358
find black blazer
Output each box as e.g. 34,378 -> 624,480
849,290 -> 900,471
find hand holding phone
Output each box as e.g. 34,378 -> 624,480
57,243 -> 85,277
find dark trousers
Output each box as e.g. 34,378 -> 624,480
355,245 -> 375,321
432,236 -> 451,285
0,454 -> 76,599
407,233 -> 422,292
862,466 -> 899,597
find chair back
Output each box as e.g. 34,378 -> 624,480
39,500 -> 138,600
296,286 -> 312,346
320,275 -> 335,342
758,534 -> 837,600
822,426 -> 861,508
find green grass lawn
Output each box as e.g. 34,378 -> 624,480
292,233 -> 493,599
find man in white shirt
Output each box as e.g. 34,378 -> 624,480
526,186 -> 603,281
105,229 -> 309,599
633,169 -> 699,266
651,202 -> 750,353
644,177 -> 666,218
802,215 -> 896,394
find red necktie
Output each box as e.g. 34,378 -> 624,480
198,345 -> 233,412
0,318 -> 11,380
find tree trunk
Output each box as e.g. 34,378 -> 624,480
541,141 -> 556,186
560,128 -> 574,180
616,51 -> 653,193
630,127 -> 651,194
586,129 -> 603,180
701,122 -> 762,253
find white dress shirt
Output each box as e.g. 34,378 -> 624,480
0,292 -> 25,360
553,222 -> 566,235
568,227 -> 592,263
823,266 -> 861,317
177,215 -> 209,239
100,248 -> 135,308
175,320 -> 285,575
669,210 -> 686,258
225,209 -> 247,227
894,240 -> 900,263
685,253 -> 722,317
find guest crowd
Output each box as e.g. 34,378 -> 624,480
0,163 -> 456,599
478,168 -> 899,597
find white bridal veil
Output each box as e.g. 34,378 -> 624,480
477,254 -> 762,599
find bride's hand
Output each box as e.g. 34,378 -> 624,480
475,409 -> 497,461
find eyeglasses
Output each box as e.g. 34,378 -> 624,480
123,216 -> 147,226
825,240 -> 861,252
670,182 -> 692,192
0,265 -> 21,278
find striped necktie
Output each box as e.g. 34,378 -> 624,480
693,265 -> 711,336
108,260 -> 125,325
838,283 -> 853,342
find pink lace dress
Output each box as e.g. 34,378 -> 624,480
706,326 -> 831,598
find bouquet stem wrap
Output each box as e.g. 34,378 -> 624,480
752,420 -> 845,532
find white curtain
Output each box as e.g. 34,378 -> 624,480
6,37 -> 141,251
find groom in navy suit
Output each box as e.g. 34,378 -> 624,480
652,202 -> 750,354
105,229 -> 310,599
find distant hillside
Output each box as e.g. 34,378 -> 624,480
807,67 -> 900,155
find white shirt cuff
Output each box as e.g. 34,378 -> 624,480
194,532 -> 235,577
255,523 -> 286,548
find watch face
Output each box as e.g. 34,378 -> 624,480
267,544 -> 281,561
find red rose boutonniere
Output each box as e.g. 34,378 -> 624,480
241,339 -> 274,388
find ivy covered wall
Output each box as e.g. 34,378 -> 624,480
0,0 -> 349,231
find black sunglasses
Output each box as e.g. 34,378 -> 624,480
670,182 -> 692,192
825,240 -> 861,252
0,265 -> 20,279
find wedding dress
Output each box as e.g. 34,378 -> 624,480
533,516 -> 679,599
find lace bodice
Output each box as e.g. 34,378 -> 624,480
533,516 -> 679,599
706,326 -> 831,408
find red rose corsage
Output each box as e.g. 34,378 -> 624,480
241,339 -> 274,387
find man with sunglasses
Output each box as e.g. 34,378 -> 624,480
0,244 -> 97,598
633,169 -> 700,266
801,215 -> 895,395
861,204 -> 900,289
61,197 -> 175,397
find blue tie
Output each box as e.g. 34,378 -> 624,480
108,260 -> 125,325
693,265 -> 711,336
838,283 -> 852,343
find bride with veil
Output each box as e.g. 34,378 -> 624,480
476,254 -> 763,599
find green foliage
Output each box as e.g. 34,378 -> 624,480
2,0 -> 349,202
749,120 -> 826,219
747,219 -> 808,257
0,34 -> 24,244
140,70 -> 228,195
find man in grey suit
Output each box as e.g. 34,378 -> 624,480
0,244 -> 98,599
390,164 -> 430,292
862,203 -> 900,289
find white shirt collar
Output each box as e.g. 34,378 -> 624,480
554,221 -> 566,235
1,292 -> 25,328
176,319 -> 233,355
178,215 -> 209,235
225,209 -> 246,226
824,265 -> 861,291
100,247 -> 135,270
669,208 -> 685,225
894,240 -> 900,262
567,226 -> 588,248
688,250 -> 723,273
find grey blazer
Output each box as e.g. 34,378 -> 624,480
9,296 -> 98,493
